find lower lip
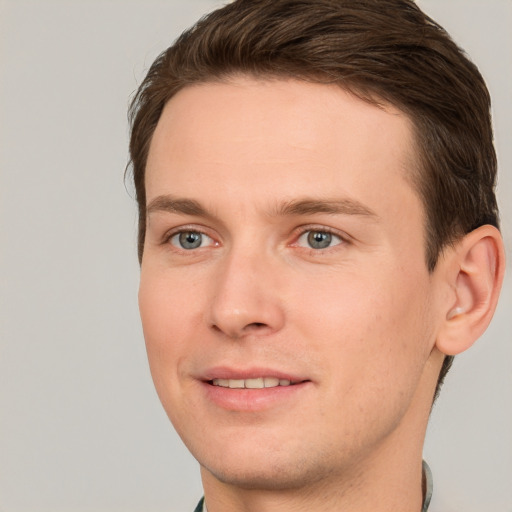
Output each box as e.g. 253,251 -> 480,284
201,381 -> 311,412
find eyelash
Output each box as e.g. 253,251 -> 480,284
292,225 -> 349,253
162,225 -> 217,250
161,225 -> 350,253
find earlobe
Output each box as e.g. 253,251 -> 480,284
436,225 -> 505,356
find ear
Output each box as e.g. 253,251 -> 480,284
436,225 -> 505,356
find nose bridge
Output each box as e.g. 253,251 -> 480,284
208,240 -> 285,338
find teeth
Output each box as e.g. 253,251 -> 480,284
264,377 -> 279,387
245,378 -> 264,389
212,377 -> 295,389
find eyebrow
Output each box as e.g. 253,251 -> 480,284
273,198 -> 378,219
147,195 -> 211,218
146,195 -> 378,220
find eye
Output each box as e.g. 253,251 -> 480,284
296,230 -> 343,249
169,230 -> 214,250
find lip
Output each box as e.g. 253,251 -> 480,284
198,366 -> 312,412
201,366 -> 307,382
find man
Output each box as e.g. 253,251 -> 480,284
127,1 -> 505,510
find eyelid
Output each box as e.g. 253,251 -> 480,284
291,225 -> 351,248
161,224 -> 219,247
159,223 -> 351,251
170,231 -> 215,250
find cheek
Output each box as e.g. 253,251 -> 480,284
138,269 -> 199,393
139,265 -> 203,339
292,266 -> 433,396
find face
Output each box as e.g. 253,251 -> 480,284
139,78 -> 444,491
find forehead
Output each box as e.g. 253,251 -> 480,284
145,77 -> 420,223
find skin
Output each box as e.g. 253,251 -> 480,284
138,77 -> 503,512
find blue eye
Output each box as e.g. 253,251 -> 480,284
170,231 -> 213,250
297,230 -> 342,249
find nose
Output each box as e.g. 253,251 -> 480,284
208,249 -> 286,339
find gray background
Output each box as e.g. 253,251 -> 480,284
0,1 -> 510,511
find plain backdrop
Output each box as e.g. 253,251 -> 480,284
0,1 -> 510,511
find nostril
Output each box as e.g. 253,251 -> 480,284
210,321 -> 267,335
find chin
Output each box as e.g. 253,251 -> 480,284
196,437 -> 343,492
203,459 -> 328,491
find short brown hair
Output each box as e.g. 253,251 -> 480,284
128,0 -> 500,397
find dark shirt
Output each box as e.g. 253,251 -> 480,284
193,497 -> 204,512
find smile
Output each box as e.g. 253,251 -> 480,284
211,377 -> 296,389
202,371 -> 312,411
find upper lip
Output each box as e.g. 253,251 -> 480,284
200,366 -> 309,383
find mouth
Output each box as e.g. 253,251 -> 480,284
200,369 -> 311,411
209,377 -> 300,389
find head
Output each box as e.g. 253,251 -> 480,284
129,0 -> 499,399
128,0 -> 504,496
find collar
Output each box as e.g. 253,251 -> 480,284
422,459 -> 433,512
200,460 -> 433,512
